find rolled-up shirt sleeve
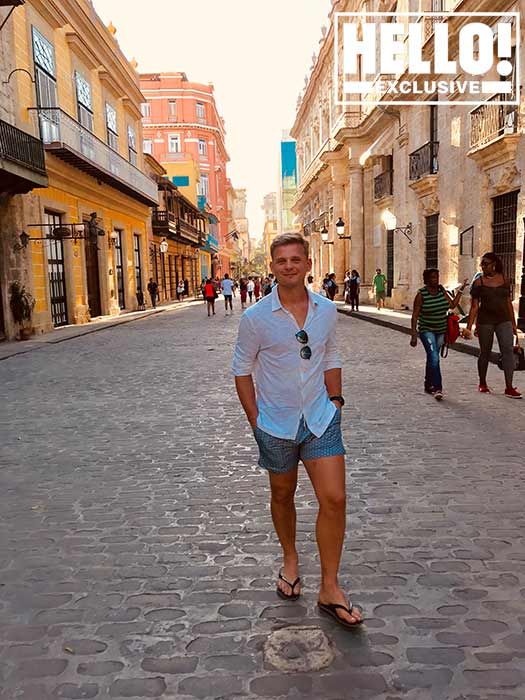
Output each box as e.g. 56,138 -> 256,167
323,306 -> 342,371
232,313 -> 259,376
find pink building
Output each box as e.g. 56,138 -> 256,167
139,73 -> 233,276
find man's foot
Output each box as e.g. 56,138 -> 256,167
424,385 -> 434,395
432,389 -> 444,401
318,585 -> 363,626
276,557 -> 300,599
478,384 -> 491,393
505,387 -> 522,399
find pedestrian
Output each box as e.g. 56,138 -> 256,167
147,277 -> 159,309
247,277 -> 255,304
373,268 -> 387,310
262,277 -> 272,297
410,268 -> 468,400
177,280 -> 185,301
204,277 -> 216,317
240,278 -> 248,309
348,270 -> 361,311
326,273 -> 338,301
321,273 -> 329,297
306,274 -> 315,292
184,278 -> 189,297
221,272 -> 234,316
232,231 -> 363,629
462,252 -> 521,398
343,270 -> 351,304
232,280 -> 238,297
254,278 -> 261,301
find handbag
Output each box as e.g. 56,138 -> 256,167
497,337 -> 525,371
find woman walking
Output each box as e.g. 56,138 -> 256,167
462,252 -> 521,398
176,279 -> 185,301
348,270 -> 361,311
204,278 -> 216,317
239,278 -> 248,310
410,268 -> 467,400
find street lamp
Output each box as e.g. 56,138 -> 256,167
381,209 -> 413,243
160,238 -> 168,254
321,217 -> 352,245
320,225 -> 332,245
108,231 -> 118,248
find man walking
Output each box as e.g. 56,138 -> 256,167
232,232 -> 363,629
373,268 -> 387,310
221,273 -> 234,315
147,277 -> 159,309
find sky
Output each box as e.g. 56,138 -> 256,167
91,0 -> 331,239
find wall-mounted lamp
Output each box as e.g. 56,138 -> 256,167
381,209 -> 413,243
108,231 -> 118,248
159,238 -> 168,254
321,217 -> 351,245
320,226 -> 333,245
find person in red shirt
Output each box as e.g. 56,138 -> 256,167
204,278 -> 216,317
254,278 -> 261,302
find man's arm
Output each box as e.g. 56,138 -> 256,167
324,368 -> 342,408
234,376 -> 258,428
410,292 -> 422,346
324,308 -> 343,406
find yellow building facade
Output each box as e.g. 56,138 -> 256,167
8,0 -> 157,334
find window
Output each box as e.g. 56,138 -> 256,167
492,191 -> 518,293
168,100 -> 177,119
133,234 -> 143,294
105,103 -> 118,151
198,138 -> 207,156
143,139 -> 152,154
114,230 -> 125,309
141,102 -> 151,118
75,71 -> 93,131
168,134 -> 181,153
32,27 -> 58,139
198,173 -> 209,198
127,125 -> 137,165
425,214 -> 439,270
196,102 -> 206,121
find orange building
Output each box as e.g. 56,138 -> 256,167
139,73 -> 234,277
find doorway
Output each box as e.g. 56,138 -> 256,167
44,210 -> 68,327
386,229 -> 394,297
84,231 -> 102,317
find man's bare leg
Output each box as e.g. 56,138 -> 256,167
303,455 -> 362,624
268,467 -> 300,597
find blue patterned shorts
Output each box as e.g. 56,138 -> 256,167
253,410 -> 345,474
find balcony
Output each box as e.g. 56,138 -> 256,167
409,141 -> 439,181
374,170 -> 393,201
0,118 -> 48,194
469,95 -> 519,151
32,108 -> 158,206
152,209 -> 201,246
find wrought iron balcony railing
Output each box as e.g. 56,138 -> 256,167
469,95 -> 519,150
374,169 -> 393,200
152,209 -> 202,245
409,141 -> 439,180
0,118 -> 47,175
31,107 -> 158,206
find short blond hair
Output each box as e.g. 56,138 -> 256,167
270,233 -> 309,259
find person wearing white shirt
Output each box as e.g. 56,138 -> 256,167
221,273 -> 234,315
247,278 -> 255,303
232,232 -> 363,629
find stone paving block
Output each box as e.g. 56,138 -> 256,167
141,656 -> 198,674
178,675 -> 244,698
109,677 -> 167,697
54,683 -> 99,698
77,661 -> 124,675
10,658 -> 68,679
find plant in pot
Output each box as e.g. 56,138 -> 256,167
9,281 -> 35,340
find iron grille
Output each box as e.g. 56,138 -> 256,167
409,141 -> 439,180
114,231 -> 125,309
425,214 -> 439,270
44,210 -> 68,327
492,191 -> 518,293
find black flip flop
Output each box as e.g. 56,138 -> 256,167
318,600 -> 364,628
276,571 -> 301,601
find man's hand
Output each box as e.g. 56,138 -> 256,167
248,415 -> 258,430
461,328 -> 473,340
410,334 -> 417,347
330,399 -> 343,410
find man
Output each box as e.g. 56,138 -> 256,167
247,277 -> 255,303
326,273 -> 338,301
147,278 -> 159,309
221,273 -> 234,315
373,268 -> 387,310
232,232 -> 363,629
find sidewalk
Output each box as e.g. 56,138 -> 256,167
0,297 -> 203,362
336,302 -> 523,363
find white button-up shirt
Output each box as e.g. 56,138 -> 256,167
232,285 -> 342,439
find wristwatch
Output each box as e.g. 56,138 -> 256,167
330,395 -> 345,407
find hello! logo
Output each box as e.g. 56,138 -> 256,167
335,12 -> 520,106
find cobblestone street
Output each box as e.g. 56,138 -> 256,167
1,303 -> 524,700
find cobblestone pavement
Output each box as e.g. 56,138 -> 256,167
0,303 -> 524,700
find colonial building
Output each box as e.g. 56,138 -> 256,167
277,131 -> 301,236
145,154 -> 207,300
291,0 -> 524,316
262,192 -> 278,269
227,185 -> 250,278
1,0 -> 157,339
139,73 -> 234,278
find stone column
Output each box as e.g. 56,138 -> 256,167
348,162 -> 364,275
332,181 -> 346,289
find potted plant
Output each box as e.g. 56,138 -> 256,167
9,281 -> 35,340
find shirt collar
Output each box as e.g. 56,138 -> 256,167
271,284 -> 319,312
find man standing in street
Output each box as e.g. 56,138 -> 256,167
373,268 -> 387,310
221,273 -> 234,316
147,277 -> 159,309
232,232 -> 363,629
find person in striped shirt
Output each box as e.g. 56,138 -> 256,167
410,269 -> 468,400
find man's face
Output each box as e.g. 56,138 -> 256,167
270,243 -> 311,288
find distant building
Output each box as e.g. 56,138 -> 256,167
277,131 -> 300,235
262,192 -> 278,268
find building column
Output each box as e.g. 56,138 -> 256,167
348,162 -> 364,275
332,181 -> 346,289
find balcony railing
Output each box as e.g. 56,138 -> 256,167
152,210 -> 202,245
152,209 -> 176,227
178,217 -> 201,245
409,141 -> 439,180
374,170 -> 393,200
32,107 -> 158,206
0,118 -> 46,175
469,95 -> 519,150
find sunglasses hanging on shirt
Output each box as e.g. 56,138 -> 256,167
295,330 -> 312,360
